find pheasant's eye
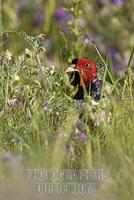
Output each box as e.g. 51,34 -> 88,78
84,63 -> 90,68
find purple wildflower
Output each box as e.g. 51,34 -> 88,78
54,7 -> 72,21
105,48 -> 126,71
42,102 -> 49,110
112,0 -> 124,5
106,48 -> 118,58
54,7 -> 72,33
54,7 -> 67,21
74,128 -> 87,142
112,61 -> 119,71
83,33 -> 102,47
79,131 -> 87,141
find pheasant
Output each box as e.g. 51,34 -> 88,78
65,57 -> 108,168
65,57 -> 101,101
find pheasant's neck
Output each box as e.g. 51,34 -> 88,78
74,79 -> 101,101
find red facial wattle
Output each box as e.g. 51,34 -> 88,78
76,57 -> 97,86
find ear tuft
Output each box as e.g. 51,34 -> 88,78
71,58 -> 78,65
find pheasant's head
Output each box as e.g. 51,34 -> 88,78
65,57 -> 97,87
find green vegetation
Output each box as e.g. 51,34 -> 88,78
0,0 -> 134,199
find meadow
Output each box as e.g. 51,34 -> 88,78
0,0 -> 134,199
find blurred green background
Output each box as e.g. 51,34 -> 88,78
0,0 -> 134,72
0,1 -> 134,199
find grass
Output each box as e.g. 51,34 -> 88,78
0,30 -> 134,200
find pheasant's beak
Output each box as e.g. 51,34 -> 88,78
65,66 -> 79,73
65,66 -> 80,84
